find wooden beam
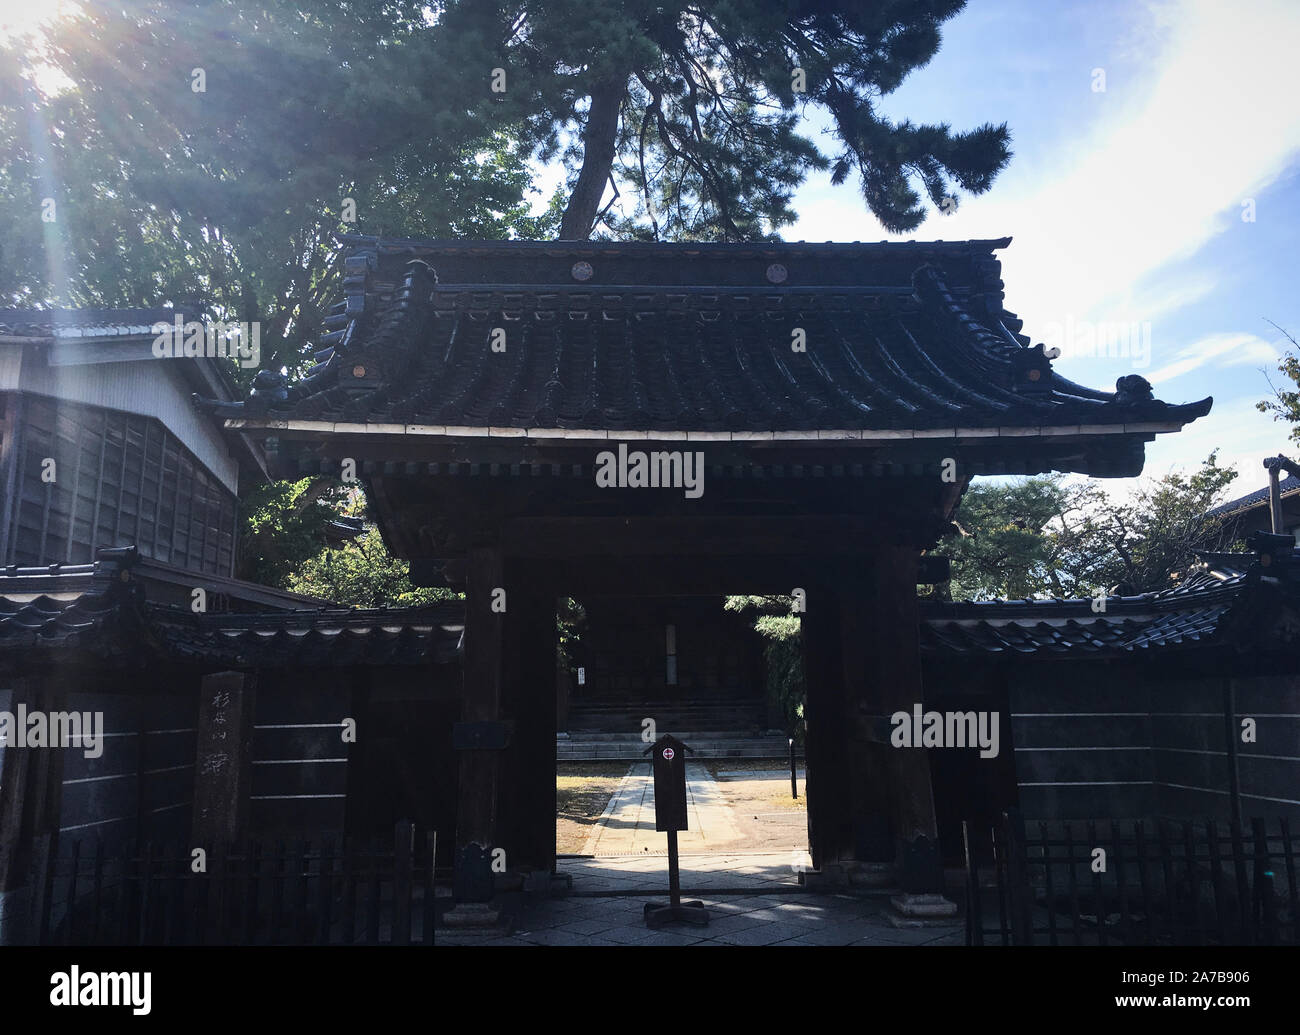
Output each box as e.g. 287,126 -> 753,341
513,555 -> 835,597
502,515 -> 942,557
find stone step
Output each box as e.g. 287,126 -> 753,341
567,710 -> 765,726
557,739 -> 800,760
561,729 -> 775,742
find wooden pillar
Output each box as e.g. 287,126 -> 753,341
556,662 -> 572,733
453,545 -> 506,902
867,546 -> 944,894
502,582 -> 557,874
801,585 -> 851,869
190,671 -> 255,851
0,676 -> 67,944
1268,465 -> 1284,533
1223,676 -> 1243,833
839,557 -> 895,863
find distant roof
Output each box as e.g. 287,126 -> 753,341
196,237 -> 1211,476
920,533 -> 1300,658
0,547 -> 463,669
0,307 -> 174,339
1205,475 -> 1300,520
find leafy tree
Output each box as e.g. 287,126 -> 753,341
932,454 -> 1240,601
930,477 -> 1067,601
286,526 -> 457,607
1098,452 -> 1239,594
724,595 -> 804,736
434,0 -> 1012,240
236,477 -> 350,587
0,1 -> 559,376
1257,323 -> 1300,446
2,0 -> 1011,360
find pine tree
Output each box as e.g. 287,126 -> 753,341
432,0 -> 1012,239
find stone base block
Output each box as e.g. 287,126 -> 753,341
440,902 -> 505,929
849,863 -> 895,888
886,893 -> 962,929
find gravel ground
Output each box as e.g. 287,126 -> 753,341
556,762 -> 631,854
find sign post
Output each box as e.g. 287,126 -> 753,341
643,734 -> 709,927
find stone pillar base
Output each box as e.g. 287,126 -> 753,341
523,870 -> 572,896
440,902 -> 504,929
802,860 -> 896,891
849,862 -> 895,888
886,893 -> 961,928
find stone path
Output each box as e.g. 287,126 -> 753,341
581,761 -> 745,856
436,853 -> 964,946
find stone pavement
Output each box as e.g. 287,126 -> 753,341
435,853 -> 965,946
581,761 -> 744,855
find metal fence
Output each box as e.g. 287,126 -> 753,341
28,822 -> 439,945
963,811 -> 1298,946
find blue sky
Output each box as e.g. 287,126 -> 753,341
788,0 -> 1300,501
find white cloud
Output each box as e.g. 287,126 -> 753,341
1146,331 -> 1279,384
864,0 -> 1300,336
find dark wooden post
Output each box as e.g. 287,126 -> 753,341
0,676 -> 67,945
1222,676 -> 1243,835
867,546 -> 955,918
503,582 -> 557,876
839,556 -> 895,867
1268,464 -> 1284,533
450,545 -> 507,908
801,584 -> 851,872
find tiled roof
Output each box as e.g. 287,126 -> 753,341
149,603 -> 464,668
197,237 -> 1211,438
1205,475 -> 1300,520
0,549 -> 462,669
919,543 -> 1292,658
0,307 -> 174,339
0,592 -> 132,652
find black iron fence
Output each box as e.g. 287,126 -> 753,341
27,822 -> 439,945
963,811 -> 1298,946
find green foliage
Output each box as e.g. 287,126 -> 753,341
239,479 -> 454,608
932,453 -> 1240,601
237,477 -> 349,587
0,1 -> 558,377
930,477 -> 1068,600
557,596 -> 588,671
434,0 -> 1012,239
1257,323 -> 1300,446
286,526 -> 457,607
1112,451 -> 1240,593
725,595 -> 804,737
1,0 -> 1010,364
